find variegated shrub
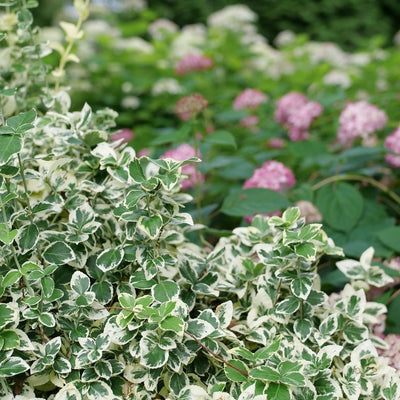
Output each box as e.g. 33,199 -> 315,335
0,1 -> 400,400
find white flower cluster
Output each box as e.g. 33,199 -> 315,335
207,4 -> 257,32
151,78 -> 183,95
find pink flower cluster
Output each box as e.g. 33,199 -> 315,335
337,101 -> 387,146
243,160 -> 295,223
175,53 -> 214,75
233,89 -> 268,110
175,93 -> 208,121
244,160 -> 296,192
378,334 -> 400,371
161,143 -> 203,190
385,125 -> 400,167
275,92 -> 323,141
110,128 -> 134,144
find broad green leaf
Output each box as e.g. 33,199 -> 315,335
0,330 -> 19,350
137,214 -> 163,240
86,381 -> 113,400
215,300 -> 233,329
45,336 -> 62,357
377,226 -> 400,252
92,281 -> 113,304
160,316 -> 184,334
382,376 -> 400,400
254,338 -> 281,360
152,281 -> 179,303
129,158 -> 146,182
282,207 -> 301,224
3,270 -> 21,287
291,277 -> 313,299
39,312 -> 56,327
276,296 -> 300,314
343,321 -> 368,344
53,357 -> 72,374
6,109 -> 36,132
221,188 -> 290,217
41,276 -> 55,298
71,271 -> 91,295
265,382 -> 290,400
203,130 -> 237,148
169,373 -> 189,396
0,165 -> 19,177
0,357 -> 29,377
316,182 -> 363,232
295,242 -> 316,260
130,269 -> 157,289
96,247 -> 124,272
294,319 -> 312,341
224,359 -> 249,382
16,223 -> 39,253
0,304 -> 17,329
94,359 -> 112,378
278,361 -> 305,386
186,319 -> 215,339
141,344 -> 168,369
43,241 -> 75,265
320,314 -> 338,336
0,223 -> 18,245
249,365 -> 280,382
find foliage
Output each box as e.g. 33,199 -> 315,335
1,1 -> 400,399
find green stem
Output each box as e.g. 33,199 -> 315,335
386,288 -> 400,305
17,153 -> 34,223
312,174 -> 400,206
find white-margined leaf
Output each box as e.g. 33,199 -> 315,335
71,271 -> 91,295
152,281 -> 179,303
186,319 -> 215,340
42,241 -> 75,265
96,247 -> 124,272
16,223 -> 39,254
291,277 -> 313,300
86,381 -> 113,400
0,356 -> 29,377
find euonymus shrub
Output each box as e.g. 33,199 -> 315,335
1,1 -> 400,400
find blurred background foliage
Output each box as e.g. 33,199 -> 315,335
34,0 -> 399,50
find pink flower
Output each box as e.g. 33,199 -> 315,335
295,200 -> 322,223
240,115 -> 259,127
137,148 -> 149,157
161,143 -> 203,190
378,334 -> 400,371
243,160 -> 295,223
244,160 -> 296,192
385,125 -> 400,167
275,92 -> 323,141
175,93 -> 208,121
110,128 -> 134,144
268,138 -> 285,149
175,53 -> 214,75
233,89 -> 268,110
337,101 -> 387,146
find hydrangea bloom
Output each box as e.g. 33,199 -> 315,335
233,89 -> 268,110
244,160 -> 295,192
337,101 -> 387,146
275,92 -> 323,141
378,334 -> 400,371
295,200 -> 323,223
175,53 -> 213,75
267,138 -> 285,149
243,160 -> 295,223
161,144 -> 203,190
175,93 -> 208,121
207,5 -> 257,32
148,18 -> 178,40
110,128 -> 134,144
385,125 -> 400,167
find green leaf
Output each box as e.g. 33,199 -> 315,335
6,109 -> 36,133
249,365 -> 280,381
129,158 -> 146,182
343,322 -> 368,344
282,207 -> 301,224
71,271 -> 91,295
0,223 -> 18,245
41,276 -> 55,298
141,344 -> 168,369
0,165 -> 19,177
221,188 -> 290,217
294,319 -> 312,341
265,382 -> 290,400
160,316 -> 184,334
16,223 -> 39,253
86,381 -> 113,400
295,242 -> 316,260
169,373 -> 189,396
152,281 -> 179,303
203,130 -> 237,148
0,304 -> 17,329
254,338 -> 281,360
150,124 -> 191,145
43,241 -> 75,265
39,312 -> 56,327
224,359 -> 248,382
0,357 -> 29,377
186,319 -> 215,339
316,182 -> 363,232
130,269 -> 157,289
377,226 -> 400,252
291,277 -> 313,299
137,214 -> 163,240
276,296 -> 300,314
0,330 -> 19,350
96,247 -> 124,272
3,270 -> 21,287
278,361 -> 305,386
53,357 -> 72,374
92,281 -> 113,304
